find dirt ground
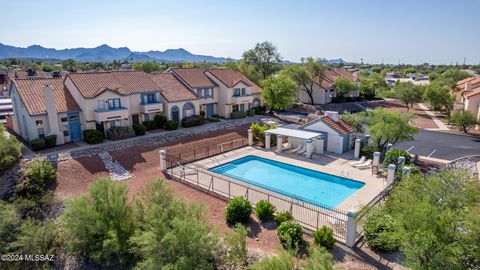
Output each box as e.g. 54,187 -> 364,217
52,123 -> 406,269
375,100 -> 439,129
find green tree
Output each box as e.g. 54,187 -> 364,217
242,41 -> 282,79
284,58 -> 326,105
62,177 -> 135,268
333,77 -> 356,98
0,125 -> 22,172
362,108 -> 418,150
450,111 -> 478,133
341,112 -> 364,133
394,82 -> 424,111
61,59 -> 77,72
260,74 -> 297,111
225,224 -> 248,268
423,83 -> 454,113
359,73 -> 388,99
133,61 -> 163,73
385,169 -> 480,269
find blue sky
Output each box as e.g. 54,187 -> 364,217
2,0 -> 479,64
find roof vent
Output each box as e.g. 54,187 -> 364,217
27,69 -> 36,77
324,111 -> 340,122
52,71 -> 61,78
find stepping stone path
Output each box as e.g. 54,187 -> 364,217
99,151 -> 132,181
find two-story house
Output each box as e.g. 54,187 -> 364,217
9,78 -> 82,144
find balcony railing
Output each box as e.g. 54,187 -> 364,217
94,107 -> 129,122
140,102 -> 163,114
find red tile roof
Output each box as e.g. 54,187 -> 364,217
67,71 -> 162,98
207,68 -> 261,94
13,78 -> 80,115
170,68 -> 216,88
148,73 -> 197,102
301,115 -> 355,135
314,69 -> 357,89
464,87 -> 480,98
14,70 -> 50,79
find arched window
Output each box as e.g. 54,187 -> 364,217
171,106 -> 180,122
182,102 -> 195,118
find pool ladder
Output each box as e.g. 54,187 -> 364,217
340,170 -> 350,179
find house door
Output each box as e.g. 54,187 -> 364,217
132,115 -> 140,125
95,122 -> 105,137
206,104 -> 214,118
67,112 -> 82,141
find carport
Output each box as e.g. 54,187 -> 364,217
264,127 -> 324,158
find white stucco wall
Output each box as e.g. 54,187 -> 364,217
302,121 -> 345,154
297,84 -> 334,104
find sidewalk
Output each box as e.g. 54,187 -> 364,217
417,103 -> 449,131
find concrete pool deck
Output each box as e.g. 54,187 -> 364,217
189,146 -> 387,212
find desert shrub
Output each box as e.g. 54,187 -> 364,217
255,200 -> 276,222
30,138 -> 46,151
106,126 -> 135,140
274,211 -> 293,225
62,177 -> 136,268
312,226 -> 335,249
364,209 -> 399,252
231,111 -> 247,119
248,249 -> 295,270
45,135 -> 57,148
302,246 -> 335,270
83,129 -> 103,144
277,221 -> 303,247
132,123 -> 146,136
0,125 -> 22,172
165,120 -> 178,130
0,201 -> 20,253
143,120 -> 158,130
225,196 -> 252,225
212,114 -> 222,118
360,145 -> 379,159
247,109 -> 255,117
199,110 -> 206,117
383,148 -> 411,168
208,117 -> 221,122
253,106 -> 267,115
225,223 -> 248,267
154,114 -> 167,128
181,115 -> 205,128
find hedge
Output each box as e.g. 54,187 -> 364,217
154,115 -> 167,128
45,135 -> 57,148
143,121 -> 158,131
30,138 -> 46,151
225,197 -> 252,225
133,124 -> 146,136
165,120 -> 178,130
247,109 -> 255,117
181,115 -> 205,128
231,111 -> 247,119
106,126 -> 135,141
83,129 -> 104,144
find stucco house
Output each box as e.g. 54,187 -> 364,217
297,69 -> 359,105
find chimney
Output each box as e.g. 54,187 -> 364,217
465,82 -> 472,92
324,111 -> 340,122
43,85 -> 64,145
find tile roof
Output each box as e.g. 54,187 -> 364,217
148,73 -> 197,102
301,115 -> 355,135
14,70 -> 50,79
170,68 -> 216,88
464,87 -> 480,98
67,71 -> 163,98
314,69 -> 357,89
207,68 -> 261,94
13,78 -> 80,115
457,76 -> 478,86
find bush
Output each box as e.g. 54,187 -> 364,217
45,135 -> 57,148
0,125 -> 22,172
225,224 -> 248,267
230,111 -> 247,119
247,109 -> 255,117
225,197 -> 252,225
248,249 -> 295,270
83,129 -> 103,144
165,120 -> 178,130
208,117 -> 221,123
383,148 -> 411,168
211,114 -> 222,118
132,124 -> 146,136
106,126 -> 135,141
154,114 -> 167,128
143,120 -> 158,131
253,106 -> 267,115
274,211 -> 293,225
181,115 -> 205,128
30,138 -> 46,151
360,145 -> 379,159
364,209 -> 399,252
277,221 -> 303,247
199,110 -> 206,117
312,226 -> 335,249
255,200 -> 276,222
0,201 -> 20,253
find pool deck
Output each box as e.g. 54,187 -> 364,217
189,146 -> 387,213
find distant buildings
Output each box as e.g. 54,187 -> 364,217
384,72 -> 430,86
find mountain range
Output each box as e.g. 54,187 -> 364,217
0,43 -> 230,63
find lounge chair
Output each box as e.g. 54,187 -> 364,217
283,142 -> 291,150
355,159 -> 373,170
349,156 -> 366,166
288,143 -> 303,153
295,144 -> 306,154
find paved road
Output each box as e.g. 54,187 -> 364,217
395,130 -> 480,161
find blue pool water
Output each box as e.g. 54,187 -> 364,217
210,155 -> 365,209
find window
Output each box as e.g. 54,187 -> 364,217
108,98 -> 121,110
61,117 -> 68,123
142,93 -> 156,104
241,88 -> 246,96
232,105 -> 239,112
98,100 -> 106,111
144,114 -> 149,121
240,104 -> 245,112
233,88 -> 241,96
110,120 -> 121,127
37,128 -> 45,139
63,126 -> 69,137
69,115 -> 78,121
147,93 -> 155,103
35,120 -> 43,126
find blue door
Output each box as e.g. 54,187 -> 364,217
67,112 -> 82,141
206,104 -> 214,117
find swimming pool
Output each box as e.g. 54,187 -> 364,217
210,155 -> 365,209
